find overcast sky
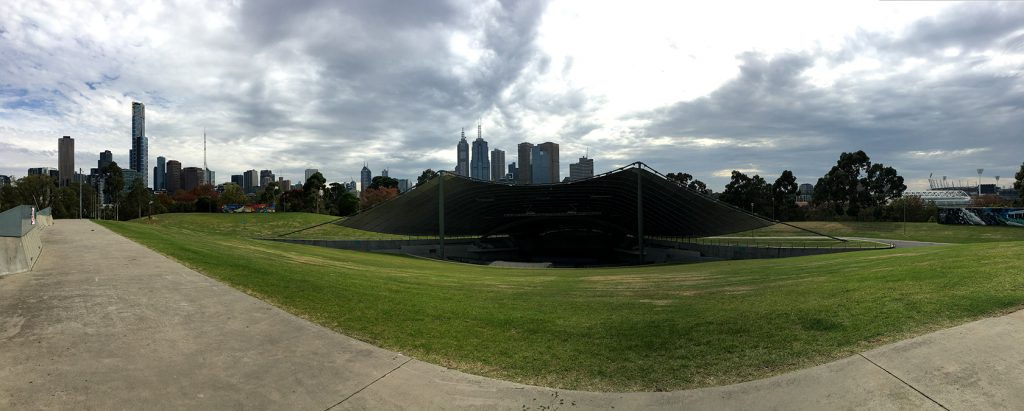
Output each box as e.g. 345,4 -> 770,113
2,0 -> 1022,190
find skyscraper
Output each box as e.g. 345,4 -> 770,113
381,168 -> 389,178
360,164 -> 372,191
98,150 -> 113,170
490,148 -> 505,182
531,146 -> 551,184
470,126 -> 490,181
455,129 -> 469,177
536,142 -> 559,184
278,177 -> 291,192
517,143 -> 533,184
508,162 -> 517,182
166,160 -> 182,193
181,167 -> 204,191
260,170 -> 275,187
129,102 -> 149,189
568,156 -> 594,181
231,174 -> 243,187
155,156 -> 166,190
304,168 -> 319,183
58,136 -> 74,187
243,169 -> 258,194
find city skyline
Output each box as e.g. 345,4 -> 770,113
1,1 -> 1023,190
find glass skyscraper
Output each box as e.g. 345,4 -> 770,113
129,102 -> 149,189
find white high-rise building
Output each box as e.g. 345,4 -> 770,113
568,156 -> 594,181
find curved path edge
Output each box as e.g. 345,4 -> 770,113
1,220 -> 1021,410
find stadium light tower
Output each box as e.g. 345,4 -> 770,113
977,168 -> 984,196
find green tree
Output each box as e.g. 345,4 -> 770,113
101,162 -> 125,216
417,169 -> 439,187
719,170 -> 771,215
666,172 -> 711,195
15,174 -> 56,210
813,151 -> 904,217
1014,162 -> 1024,206
122,176 -> 151,220
772,170 -> 799,221
220,183 -> 247,206
302,172 -> 327,213
369,176 -> 399,190
326,183 -> 358,216
258,181 -> 281,205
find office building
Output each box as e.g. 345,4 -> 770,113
98,150 -> 113,170
243,169 -> 258,194
28,167 -> 57,178
304,168 -> 319,183
166,160 -> 182,193
516,143 -> 533,184
129,102 -> 149,188
121,169 -> 141,191
455,129 -> 469,177
180,167 -> 204,191
205,169 -> 215,185
58,136 -> 74,187
568,156 -> 594,181
530,146 -> 551,184
231,174 -> 243,187
397,179 -> 410,193
360,164 -> 372,191
490,149 -> 505,182
260,169 -> 275,187
508,162 -> 517,181
346,180 -> 357,192
278,177 -> 291,192
0,175 -> 10,186
470,125 -> 490,180
381,168 -> 389,178
537,142 -> 559,184
155,156 -> 166,191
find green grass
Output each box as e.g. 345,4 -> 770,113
745,221 -> 1024,243
97,213 -> 1024,391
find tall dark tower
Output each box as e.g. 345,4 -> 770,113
129,102 -> 149,188
456,129 -> 469,177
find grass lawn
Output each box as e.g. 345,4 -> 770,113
743,220 -> 1024,243
97,213 -> 1024,391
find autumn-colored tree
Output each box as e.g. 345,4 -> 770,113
359,187 -> 398,210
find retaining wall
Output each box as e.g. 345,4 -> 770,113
647,239 -> 890,260
0,205 -> 48,276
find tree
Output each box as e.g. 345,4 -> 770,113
15,174 -> 56,210
719,170 -> 771,215
302,172 -> 327,213
417,169 -> 439,187
326,183 -> 358,216
359,187 -> 398,210
220,183 -> 247,206
666,172 -> 711,195
772,170 -> 799,221
258,181 -> 281,205
1015,162 -> 1024,206
369,176 -> 399,190
101,162 -> 124,216
813,151 -> 904,217
122,176 -> 151,220
280,189 -> 305,213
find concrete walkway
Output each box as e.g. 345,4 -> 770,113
1,220 -> 1021,409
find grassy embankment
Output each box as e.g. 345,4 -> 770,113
97,213 -> 1024,391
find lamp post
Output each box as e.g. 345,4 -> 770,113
78,167 -> 83,219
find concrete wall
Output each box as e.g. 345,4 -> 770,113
647,239 -> 889,260
0,206 -> 48,276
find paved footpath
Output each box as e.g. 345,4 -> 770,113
1,220 -> 1022,410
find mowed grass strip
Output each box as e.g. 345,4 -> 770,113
97,213 -> 1024,391
746,220 -> 1024,243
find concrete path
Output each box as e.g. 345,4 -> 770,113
1,220 -> 1021,410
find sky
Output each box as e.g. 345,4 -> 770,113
1,0 -> 1022,190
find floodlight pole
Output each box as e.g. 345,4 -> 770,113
78,167 -> 82,219
637,165 -> 644,263
438,172 -> 446,260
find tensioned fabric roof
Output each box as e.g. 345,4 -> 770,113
339,164 -> 774,237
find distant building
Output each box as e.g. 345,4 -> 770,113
360,164 -> 372,191
155,156 -> 166,191
304,168 -> 319,183
231,174 -> 243,187
278,177 -> 291,192
121,169 -> 141,191
181,167 -> 205,191
28,167 -> 57,178
260,169 -> 275,187
129,102 -> 149,189
797,183 -> 814,202
381,168 -> 389,178
490,149 -> 505,182
243,169 -> 258,194
902,190 -> 972,208
470,125 -> 490,180
98,150 -> 113,170
166,160 -> 182,193
529,142 -> 559,184
455,129 -> 469,177
0,175 -> 11,186
346,180 -> 357,192
517,143 -> 533,184
508,162 -> 517,182
58,136 -> 74,187
205,169 -> 215,185
397,179 -> 410,193
568,156 -> 593,181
